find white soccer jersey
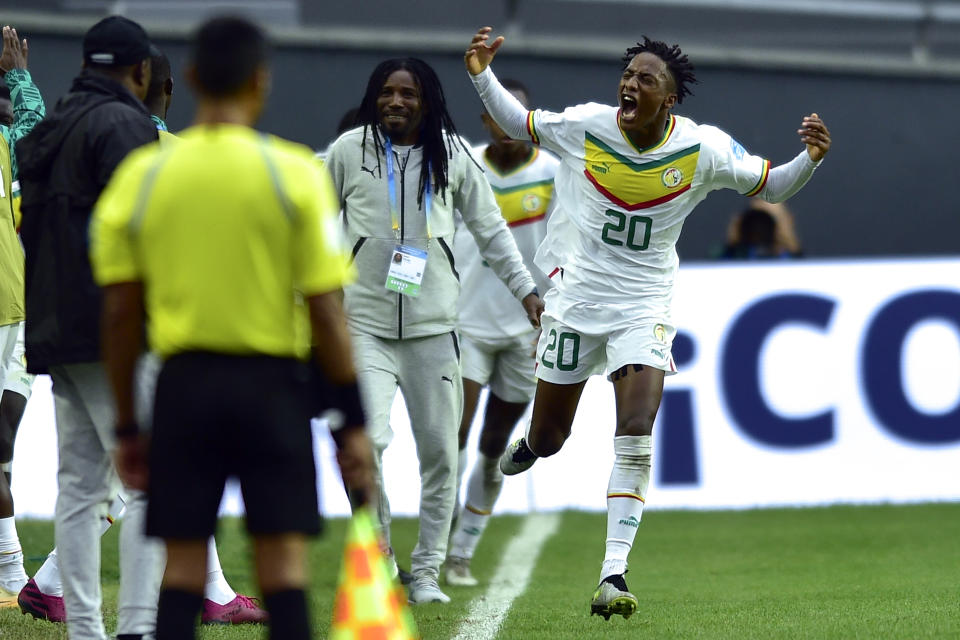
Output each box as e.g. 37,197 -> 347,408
454,145 -> 559,340
527,103 -> 769,332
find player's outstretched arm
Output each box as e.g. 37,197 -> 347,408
798,112 -> 830,162
0,24 -> 46,162
757,113 -> 832,203
465,26 -> 504,76
466,27 -> 531,141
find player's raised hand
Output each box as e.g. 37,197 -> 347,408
0,26 -> 28,74
798,113 -> 830,162
465,26 -> 504,76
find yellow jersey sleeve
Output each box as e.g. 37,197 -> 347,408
89,147 -> 158,286
292,159 -> 355,296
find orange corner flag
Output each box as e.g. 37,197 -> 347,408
330,509 -> 419,640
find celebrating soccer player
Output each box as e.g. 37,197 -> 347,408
465,26 -> 831,620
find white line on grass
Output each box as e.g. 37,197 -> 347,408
451,512 -> 561,640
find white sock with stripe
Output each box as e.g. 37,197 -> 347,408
601,435 -> 652,582
0,516 -> 27,590
32,493 -> 127,596
449,453 -> 503,559
204,536 -> 237,605
0,515 -> 22,555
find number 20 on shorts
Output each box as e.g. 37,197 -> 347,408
541,328 -> 581,371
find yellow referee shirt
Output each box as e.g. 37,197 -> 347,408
90,123 -> 354,360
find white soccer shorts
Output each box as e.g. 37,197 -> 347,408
534,312 -> 678,385
460,331 -> 539,404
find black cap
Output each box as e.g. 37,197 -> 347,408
83,15 -> 151,67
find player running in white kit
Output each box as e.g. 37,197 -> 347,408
466,26 -> 831,620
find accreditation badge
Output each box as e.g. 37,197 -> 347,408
385,245 -> 427,297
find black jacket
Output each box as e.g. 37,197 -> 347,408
18,70 -> 157,373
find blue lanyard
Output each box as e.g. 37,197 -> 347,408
385,136 -> 432,239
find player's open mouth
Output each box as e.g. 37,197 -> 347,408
382,113 -> 408,124
620,94 -> 638,121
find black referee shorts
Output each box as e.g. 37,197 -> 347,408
146,352 -> 321,539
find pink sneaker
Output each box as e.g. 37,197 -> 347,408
18,579 -> 66,623
201,594 -> 269,625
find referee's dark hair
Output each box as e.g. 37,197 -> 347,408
355,58 -> 478,208
191,16 -> 269,98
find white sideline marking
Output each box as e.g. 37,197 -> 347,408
451,512 -> 562,640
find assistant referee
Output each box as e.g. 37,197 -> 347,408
90,17 -> 373,640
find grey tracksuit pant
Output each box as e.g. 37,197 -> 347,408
351,331 -> 462,581
49,361 -> 164,639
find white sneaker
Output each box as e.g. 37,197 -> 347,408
445,556 -> 478,587
408,576 -> 450,604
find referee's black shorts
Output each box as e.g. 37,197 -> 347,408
146,351 -> 321,539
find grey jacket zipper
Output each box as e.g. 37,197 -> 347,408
396,148 -> 407,340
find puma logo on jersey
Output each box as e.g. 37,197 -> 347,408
591,162 -> 611,174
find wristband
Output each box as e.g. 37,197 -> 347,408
327,381 -> 366,430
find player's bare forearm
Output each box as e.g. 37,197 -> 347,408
465,26 -> 504,75
798,113 -> 830,162
307,290 -> 357,386
100,282 -> 145,428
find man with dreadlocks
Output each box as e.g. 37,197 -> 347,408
325,57 -> 542,605
466,27 -> 831,619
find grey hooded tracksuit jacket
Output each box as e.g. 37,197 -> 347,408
326,127 -> 535,580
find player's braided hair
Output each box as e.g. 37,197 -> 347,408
622,37 -> 697,104
356,58 -> 478,207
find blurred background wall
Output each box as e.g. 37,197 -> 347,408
2,0 -> 959,260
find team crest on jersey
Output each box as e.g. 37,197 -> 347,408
661,167 -> 683,188
654,324 -> 667,342
522,193 -> 542,213
491,178 -> 553,227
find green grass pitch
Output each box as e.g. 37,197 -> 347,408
2,503 -> 957,639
